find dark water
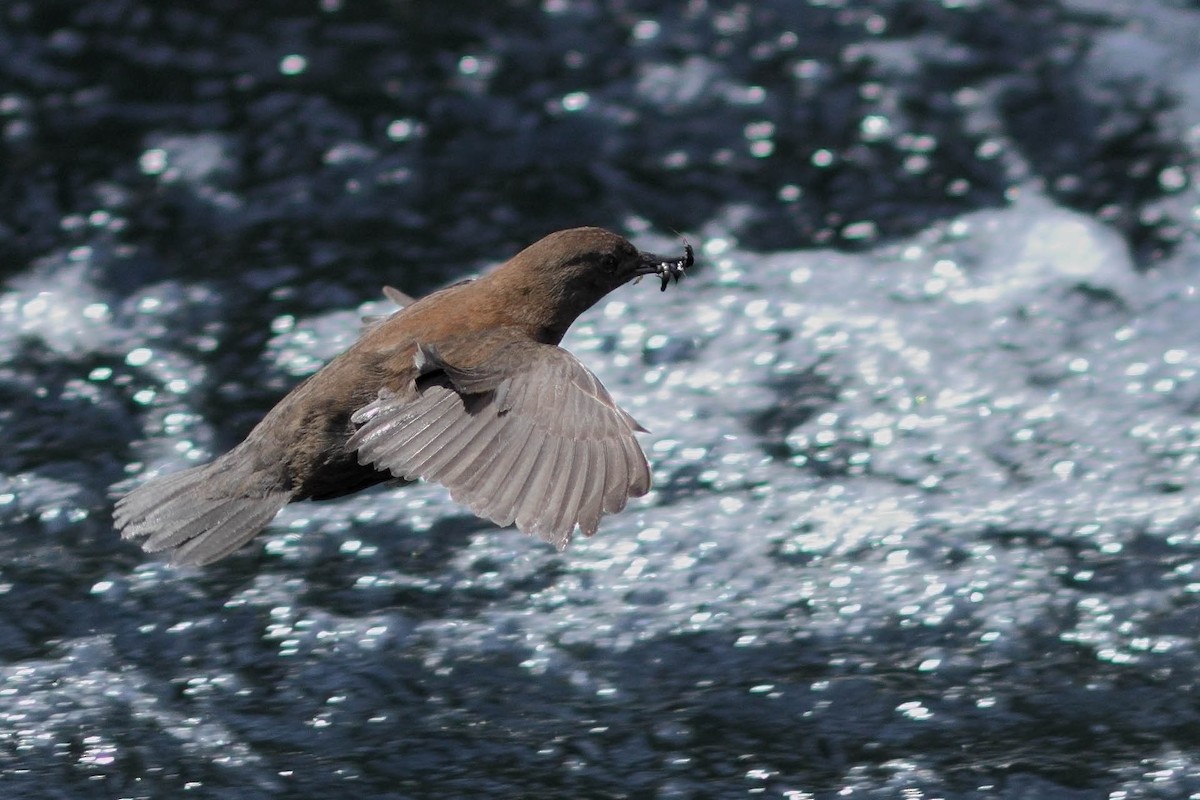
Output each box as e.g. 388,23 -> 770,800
3,1 -> 1200,797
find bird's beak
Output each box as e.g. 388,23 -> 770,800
634,243 -> 694,291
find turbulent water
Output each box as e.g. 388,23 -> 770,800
3,1 -> 1200,798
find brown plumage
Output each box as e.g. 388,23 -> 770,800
114,227 -> 692,565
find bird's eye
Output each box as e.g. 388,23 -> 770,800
601,254 -> 618,271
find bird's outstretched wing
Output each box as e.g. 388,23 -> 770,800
347,341 -> 650,548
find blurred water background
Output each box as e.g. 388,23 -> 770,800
3,1 -> 1200,797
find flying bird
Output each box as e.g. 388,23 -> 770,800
114,227 -> 692,564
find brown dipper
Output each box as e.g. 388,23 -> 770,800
114,227 -> 693,565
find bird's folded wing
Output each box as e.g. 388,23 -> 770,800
360,285 -> 418,332
381,285 -> 416,308
346,342 -> 650,548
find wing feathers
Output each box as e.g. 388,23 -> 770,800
351,344 -> 650,545
364,391 -> 460,476
460,418 -> 537,527
515,437 -> 564,541
576,442 -> 606,537
489,428 -> 548,529
552,445 -> 588,545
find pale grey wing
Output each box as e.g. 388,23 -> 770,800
347,346 -> 650,548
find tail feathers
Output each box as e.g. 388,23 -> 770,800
114,462 -> 293,566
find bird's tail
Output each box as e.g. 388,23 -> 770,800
114,458 -> 294,566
